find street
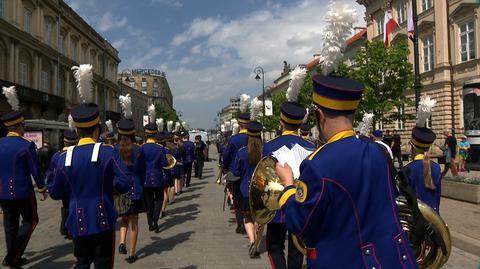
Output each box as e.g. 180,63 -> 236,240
0,156 -> 479,268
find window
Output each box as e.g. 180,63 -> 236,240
423,35 -> 434,72
46,22 -> 53,46
460,21 -> 475,62
19,63 -> 29,86
41,71 -> 49,92
0,0 -> 5,19
376,120 -> 384,131
23,8 -> 32,33
59,33 -> 65,54
395,107 -> 405,130
71,39 -> 78,61
153,80 -> 159,88
129,81 -> 135,88
426,116 -> 432,129
376,15 -> 384,35
422,0 -> 432,11
396,1 -> 406,24
153,91 -> 158,97
141,78 -> 147,88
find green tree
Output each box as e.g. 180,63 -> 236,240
155,103 -> 179,123
259,74 -> 315,131
337,40 -> 415,125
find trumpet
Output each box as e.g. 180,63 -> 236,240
163,154 -> 177,169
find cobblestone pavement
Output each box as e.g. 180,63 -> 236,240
0,157 -> 479,268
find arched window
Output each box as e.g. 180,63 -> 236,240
0,39 -> 7,80
90,49 -> 96,68
44,16 -> 56,47
19,48 -> 33,87
41,59 -> 53,93
22,0 -> 35,34
0,0 -> 6,19
71,36 -> 78,61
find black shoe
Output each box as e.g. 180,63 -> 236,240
125,255 -> 138,264
2,260 -> 23,269
199,176 -> 202,179
18,258 -> 28,266
150,223 -> 158,232
118,243 -> 127,255
235,226 -> 246,234
161,212 -> 166,218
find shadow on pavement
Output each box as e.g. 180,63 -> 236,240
25,241 -> 72,269
136,231 -> 195,259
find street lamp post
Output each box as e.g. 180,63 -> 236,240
411,0 -> 421,110
254,66 -> 266,140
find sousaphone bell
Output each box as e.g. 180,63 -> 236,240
163,154 -> 177,169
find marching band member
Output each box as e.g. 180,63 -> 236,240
162,132 -> 176,214
0,86 -> 47,268
142,121 -> 168,233
299,123 -> 311,140
373,129 -> 393,159
263,66 -> 314,269
182,131 -> 195,188
232,121 -> 263,258
172,132 -> 185,196
403,96 -> 442,213
48,64 -> 133,268
105,120 -> 115,146
222,113 -> 250,234
115,94 -> 146,264
275,74 -> 419,269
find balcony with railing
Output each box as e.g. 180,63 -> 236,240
0,79 -> 65,109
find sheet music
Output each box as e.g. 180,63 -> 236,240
272,144 -> 313,180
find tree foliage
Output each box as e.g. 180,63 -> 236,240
155,103 -> 179,122
336,40 -> 415,125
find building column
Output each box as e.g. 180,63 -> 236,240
65,67 -> 71,102
36,5 -> 43,39
14,45 -> 19,83
33,54 -> 39,89
53,64 -> 58,95
8,41 -> 15,82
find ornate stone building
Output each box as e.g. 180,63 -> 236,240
119,69 -> 173,109
0,0 -> 120,149
358,0 -> 480,165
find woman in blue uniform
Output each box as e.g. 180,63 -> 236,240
232,121 -> 263,258
116,119 -> 146,264
405,126 -> 442,212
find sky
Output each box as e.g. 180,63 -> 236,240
65,0 -> 366,129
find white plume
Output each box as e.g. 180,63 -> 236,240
231,119 -> 238,128
119,94 -> 132,119
359,113 -> 374,136
167,121 -> 173,132
105,120 -> 113,132
157,118 -> 164,132
416,95 -> 436,128
68,114 -> 75,130
175,122 -> 181,131
232,122 -> 239,135
181,121 -> 187,130
303,108 -> 310,123
148,104 -> 156,123
71,64 -> 94,103
225,121 -> 232,131
2,86 -> 20,111
239,94 -> 250,113
286,66 -> 307,102
221,124 -> 225,132
250,97 -> 263,120
320,1 -> 357,76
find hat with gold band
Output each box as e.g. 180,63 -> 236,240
144,123 -> 158,134
71,103 -> 100,129
238,113 -> 250,124
1,111 -> 24,127
280,102 -> 306,126
312,75 -> 364,115
247,121 -> 262,137
1,86 -> 24,127
411,127 -> 436,150
155,131 -> 166,142
299,123 -> 311,136
63,130 -> 78,143
118,119 -> 135,135
165,132 -> 174,142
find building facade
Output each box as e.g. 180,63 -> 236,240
118,82 -> 149,136
218,96 -> 240,126
119,69 -> 173,109
357,0 -> 480,164
0,0 -> 120,149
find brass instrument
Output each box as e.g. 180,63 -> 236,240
396,197 -> 451,269
249,156 -> 307,254
163,154 -> 177,169
250,156 -> 452,267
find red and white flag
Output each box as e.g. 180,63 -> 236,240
474,88 -> 480,96
407,2 -> 415,35
384,11 -> 399,47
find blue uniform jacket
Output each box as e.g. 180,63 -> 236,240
232,147 -> 256,198
263,131 -> 315,223
182,140 -> 195,164
114,144 -> 146,200
0,132 -> 45,199
48,138 -> 133,238
171,147 -> 183,177
403,154 -> 442,212
278,130 -> 418,269
141,139 -> 168,188
223,131 -> 248,172
45,149 -> 65,185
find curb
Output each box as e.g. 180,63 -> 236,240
450,230 -> 480,257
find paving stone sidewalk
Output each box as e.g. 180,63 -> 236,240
0,155 -> 478,268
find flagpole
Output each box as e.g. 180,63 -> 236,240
412,0 -> 421,110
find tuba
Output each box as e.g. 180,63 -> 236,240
163,154 -> 177,169
250,156 -> 452,268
